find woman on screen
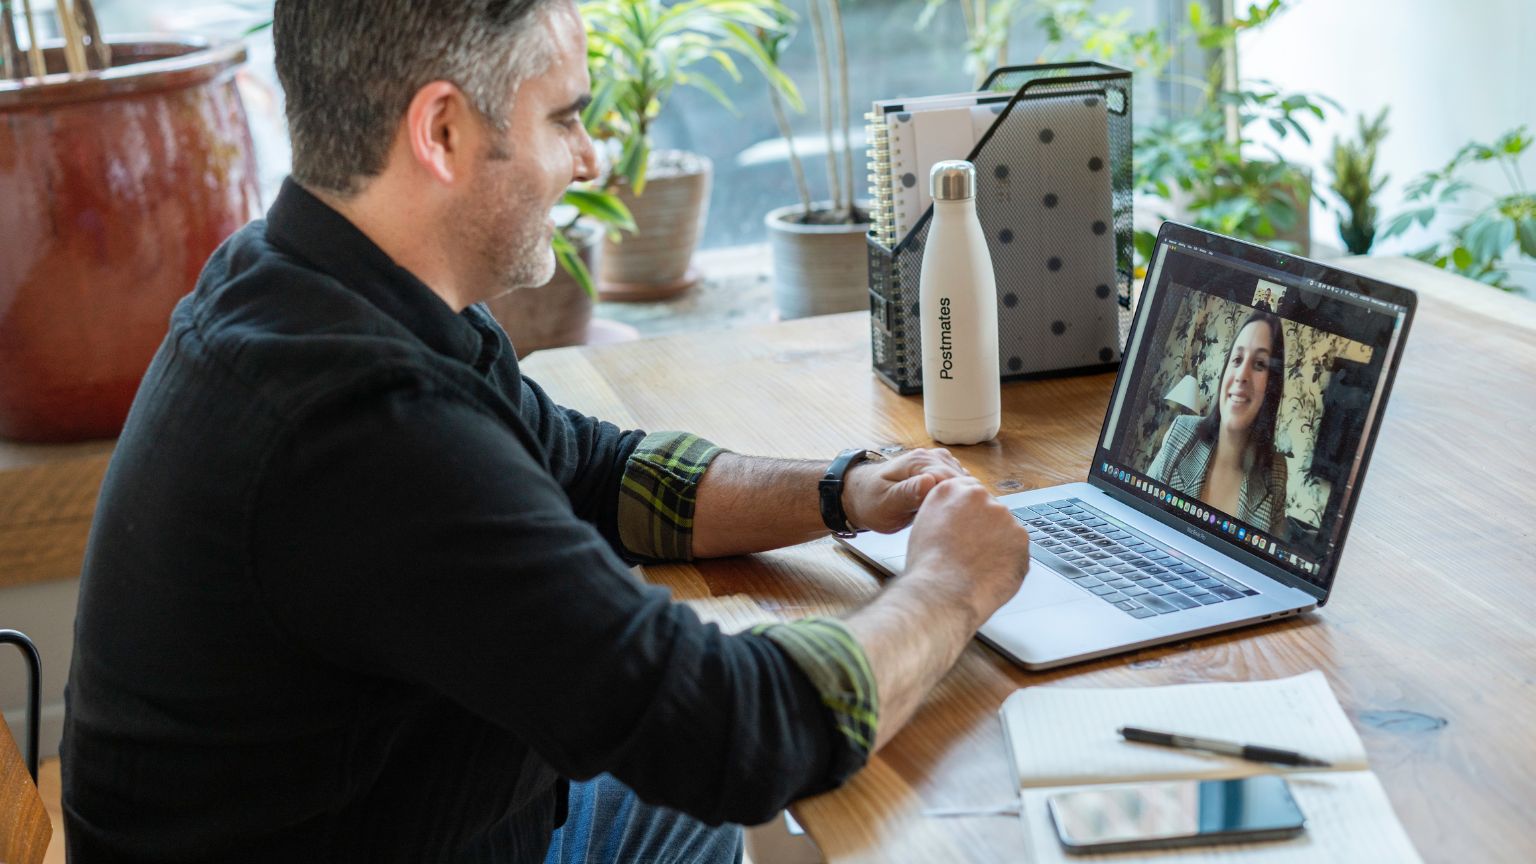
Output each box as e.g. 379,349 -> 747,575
1147,310 -> 1288,536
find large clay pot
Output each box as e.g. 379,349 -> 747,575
0,38 -> 260,442
599,150 -> 710,302
485,221 -> 599,359
765,202 -> 872,320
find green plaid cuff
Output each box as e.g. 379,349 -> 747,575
754,617 -> 878,766
618,431 -> 724,562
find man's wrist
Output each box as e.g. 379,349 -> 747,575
840,461 -> 870,531
898,560 -> 990,632
819,449 -> 880,537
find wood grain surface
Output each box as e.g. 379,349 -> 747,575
522,258 -> 1536,864
0,722 -> 51,864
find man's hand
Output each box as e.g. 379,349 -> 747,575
903,476 -> 1032,626
842,448 -> 969,534
842,475 -> 1031,751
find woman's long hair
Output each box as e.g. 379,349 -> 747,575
1188,308 -> 1286,497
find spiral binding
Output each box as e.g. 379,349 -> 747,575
865,111 -> 896,247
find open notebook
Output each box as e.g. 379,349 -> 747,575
1001,673 -> 1421,862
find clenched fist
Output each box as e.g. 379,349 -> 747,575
842,447 -> 969,534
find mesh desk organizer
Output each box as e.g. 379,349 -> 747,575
866,62 -> 1133,394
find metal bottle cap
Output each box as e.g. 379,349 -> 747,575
930,160 -> 976,201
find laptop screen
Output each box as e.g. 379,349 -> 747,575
1093,225 -> 1413,594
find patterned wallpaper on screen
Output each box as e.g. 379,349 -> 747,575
1127,290 -> 1373,529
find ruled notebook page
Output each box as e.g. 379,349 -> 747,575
1002,672 -> 1369,788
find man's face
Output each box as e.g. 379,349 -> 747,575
464,1 -> 597,300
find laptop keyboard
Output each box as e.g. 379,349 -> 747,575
1014,498 -> 1258,619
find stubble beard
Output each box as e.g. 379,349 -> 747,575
499,216 -> 557,296
473,147 -> 560,302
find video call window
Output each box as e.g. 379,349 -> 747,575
1100,243 -> 1405,587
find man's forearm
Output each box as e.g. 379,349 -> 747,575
841,568 -> 981,751
691,452 -> 827,558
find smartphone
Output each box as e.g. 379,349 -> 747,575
1047,775 -> 1306,854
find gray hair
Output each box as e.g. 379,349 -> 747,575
274,0 -> 563,196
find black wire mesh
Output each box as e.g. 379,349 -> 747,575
867,62 -> 1134,394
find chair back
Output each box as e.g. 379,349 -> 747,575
1,629 -> 51,864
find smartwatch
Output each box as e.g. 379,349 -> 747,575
820,448 -> 883,537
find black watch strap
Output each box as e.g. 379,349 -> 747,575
820,448 -> 880,538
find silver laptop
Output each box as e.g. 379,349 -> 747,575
841,223 -> 1416,669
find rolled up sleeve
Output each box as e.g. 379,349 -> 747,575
617,431 -> 724,561
754,618 -> 878,783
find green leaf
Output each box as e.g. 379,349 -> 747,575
1287,116 -> 1313,145
583,78 -> 619,132
551,230 -> 598,298
1134,229 -> 1157,265
1439,179 -> 1471,202
1497,124 -> 1532,156
1463,216 -> 1515,263
562,187 -> 636,233
614,135 -> 651,195
1380,210 -> 1424,240
679,71 -> 737,112
1517,217 -> 1536,259
1452,246 -> 1473,270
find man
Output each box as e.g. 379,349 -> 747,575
61,1 -> 1031,861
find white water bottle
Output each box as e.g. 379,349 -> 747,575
920,160 -> 1000,445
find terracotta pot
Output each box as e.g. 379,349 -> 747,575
0,38 -> 259,442
485,221 -> 599,359
599,150 -> 710,302
765,202 -> 872,320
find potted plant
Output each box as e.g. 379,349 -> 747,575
759,0 -> 872,320
484,185 -> 636,357
1381,125 -> 1535,292
0,2 -> 260,442
1131,0 -> 1333,258
581,0 -> 793,301
1325,107 -> 1390,255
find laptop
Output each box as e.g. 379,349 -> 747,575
841,222 -> 1417,669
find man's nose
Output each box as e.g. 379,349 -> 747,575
573,128 -> 599,183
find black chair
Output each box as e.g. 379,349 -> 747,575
2,628 -> 50,864
1,629 -> 42,782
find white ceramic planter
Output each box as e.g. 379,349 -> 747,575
765,201 -> 872,320
600,150 -> 711,301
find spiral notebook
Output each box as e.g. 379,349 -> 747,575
1002,672 -> 1422,863
866,92 -> 1011,246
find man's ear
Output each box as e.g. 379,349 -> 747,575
401,81 -> 477,186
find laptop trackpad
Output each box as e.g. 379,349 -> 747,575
995,562 -> 1088,615
874,555 -> 1084,614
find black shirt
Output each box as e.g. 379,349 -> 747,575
61,181 -> 851,863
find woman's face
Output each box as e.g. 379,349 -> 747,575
1219,320 -> 1274,434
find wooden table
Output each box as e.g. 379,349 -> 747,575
522,257 -> 1536,864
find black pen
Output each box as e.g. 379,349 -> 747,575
1118,726 -> 1332,768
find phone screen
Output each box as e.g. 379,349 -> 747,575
1048,775 -> 1306,853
